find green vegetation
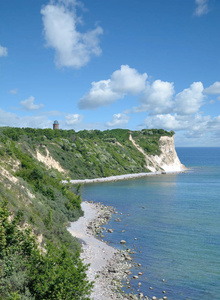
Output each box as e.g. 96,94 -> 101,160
0,126 -> 174,298
0,199 -> 93,299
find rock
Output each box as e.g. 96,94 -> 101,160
163,297 -> 167,300
133,275 -> 139,279
134,238 -> 137,240
125,256 -> 132,261
138,282 -> 142,286
149,287 -> 153,290
163,291 -> 166,294
162,279 -> 166,282
108,267 -> 116,273
107,229 -> 114,233
138,272 -> 143,276
139,293 -> 144,299
120,240 -> 126,244
152,297 -> 157,300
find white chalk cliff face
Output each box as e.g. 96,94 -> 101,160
152,135 -> 185,172
129,134 -> 185,173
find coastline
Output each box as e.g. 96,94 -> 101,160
68,201 -> 140,300
64,169 -> 186,185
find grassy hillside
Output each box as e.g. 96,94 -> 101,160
0,126 -> 173,299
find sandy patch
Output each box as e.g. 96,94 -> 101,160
35,146 -> 66,173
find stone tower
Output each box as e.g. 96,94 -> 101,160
53,120 -> 59,130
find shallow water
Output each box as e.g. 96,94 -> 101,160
81,147 -> 220,300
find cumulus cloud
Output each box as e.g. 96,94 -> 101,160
110,65 -> 147,95
20,96 -> 44,111
144,113 -> 212,137
106,113 -> 130,127
0,45 -> 8,57
78,65 -> 147,109
144,114 -> 187,131
65,113 -> 84,125
41,0 -> 103,68
78,79 -> 121,109
194,0 -> 209,16
174,82 -> 204,115
134,80 -> 175,114
204,82 -> 220,94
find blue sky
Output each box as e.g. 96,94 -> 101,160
0,0 -> 220,146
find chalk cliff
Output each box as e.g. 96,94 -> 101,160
129,134 -> 185,173
149,135 -> 185,172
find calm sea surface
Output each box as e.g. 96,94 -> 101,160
81,148 -> 220,300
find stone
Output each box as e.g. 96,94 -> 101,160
138,272 -> 143,275
120,240 -> 126,244
133,275 -> 139,279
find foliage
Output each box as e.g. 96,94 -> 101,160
0,199 -> 93,300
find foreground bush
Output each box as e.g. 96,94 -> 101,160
0,199 -> 93,300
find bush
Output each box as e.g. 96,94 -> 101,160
0,199 -> 93,300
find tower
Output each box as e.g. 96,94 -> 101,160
53,120 -> 59,130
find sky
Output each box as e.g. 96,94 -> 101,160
0,0 -> 220,146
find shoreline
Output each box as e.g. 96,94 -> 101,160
63,169 -> 186,185
68,201 -> 140,300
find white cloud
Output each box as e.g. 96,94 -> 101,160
0,45 -> 8,57
144,113 -> 212,137
144,114 -> 187,131
144,113 -> 214,138
41,1 -> 103,68
204,82 -> 220,94
78,79 -> 121,109
134,80 -> 175,114
106,113 -> 130,127
194,0 -> 209,16
65,113 -> 84,125
0,108 -> 51,128
20,96 -> 44,111
110,65 -> 147,95
174,82 -> 204,115
78,65 -> 148,109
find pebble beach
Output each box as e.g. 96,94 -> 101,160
67,202 -> 144,300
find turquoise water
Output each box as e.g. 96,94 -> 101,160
81,148 -> 220,300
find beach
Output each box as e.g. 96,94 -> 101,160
68,202 -> 135,300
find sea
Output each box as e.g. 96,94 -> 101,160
81,147 -> 220,300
